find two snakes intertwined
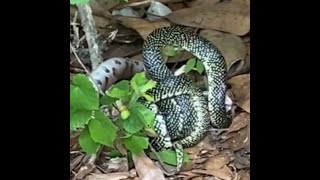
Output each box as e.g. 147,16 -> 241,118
90,26 -> 231,173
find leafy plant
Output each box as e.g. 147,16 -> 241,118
70,72 -> 188,165
70,0 -> 90,5
70,72 -> 156,155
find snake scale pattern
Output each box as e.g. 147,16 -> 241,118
139,26 -> 231,172
88,26 -> 231,173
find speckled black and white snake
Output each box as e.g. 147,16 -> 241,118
90,26 -> 231,173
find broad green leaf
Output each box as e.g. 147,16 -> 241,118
88,111 -> 117,147
70,0 -> 89,5
132,103 -> 155,128
141,93 -> 154,102
163,46 -> 178,57
130,72 -> 148,90
195,60 -> 205,74
79,127 -> 101,155
70,108 -> 93,131
149,150 -> 190,166
122,111 -> 144,134
123,135 -> 149,154
70,74 -> 99,110
131,79 -> 138,93
185,58 -> 196,73
140,80 -> 157,93
107,80 -> 130,99
100,95 -> 117,106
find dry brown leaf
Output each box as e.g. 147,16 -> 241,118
233,0 -> 250,6
221,125 -> 249,151
168,2 -> 187,11
205,154 -> 231,170
103,43 -> 142,60
117,17 -> 170,40
89,0 -> 112,17
70,6 -> 111,28
132,152 -> 165,180
192,165 -> 233,180
196,135 -> 217,151
199,30 -> 246,70
186,0 -> 220,7
75,164 -> 96,179
95,0 -> 121,11
166,1 -> 250,36
190,177 -> 203,180
227,74 -> 250,113
70,154 -> 85,172
179,171 -> 201,180
85,172 -> 135,180
107,157 -> 129,172
227,113 -> 250,133
238,170 -> 250,180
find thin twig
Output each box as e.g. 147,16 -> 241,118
77,4 -> 103,70
70,43 -> 105,96
70,43 -> 91,75
72,11 -> 80,47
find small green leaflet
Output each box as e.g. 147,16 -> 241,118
88,111 -> 117,148
150,150 -> 190,166
185,58 -> 196,73
70,0 -> 89,5
100,95 -> 117,106
79,127 -> 101,155
122,111 -> 144,134
163,46 -> 178,57
107,80 -> 130,99
123,135 -> 149,154
195,60 -> 205,74
70,74 -> 99,111
141,92 -> 154,102
130,72 -> 149,93
140,80 -> 157,93
132,102 -> 155,128
70,108 -> 93,131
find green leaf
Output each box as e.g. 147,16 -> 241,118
100,95 -> 117,106
122,111 -> 144,134
132,103 -> 155,128
88,111 -> 117,147
107,80 -> 130,99
123,135 -> 149,154
163,46 -> 178,57
70,74 -> 99,110
149,150 -> 190,166
195,60 -> 205,74
70,108 -> 93,131
185,58 -> 196,73
140,80 -> 157,93
130,72 -> 148,93
79,127 -> 101,155
70,0 -> 89,5
141,93 -> 154,102
130,79 -> 138,93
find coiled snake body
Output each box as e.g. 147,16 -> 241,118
140,26 -> 231,172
